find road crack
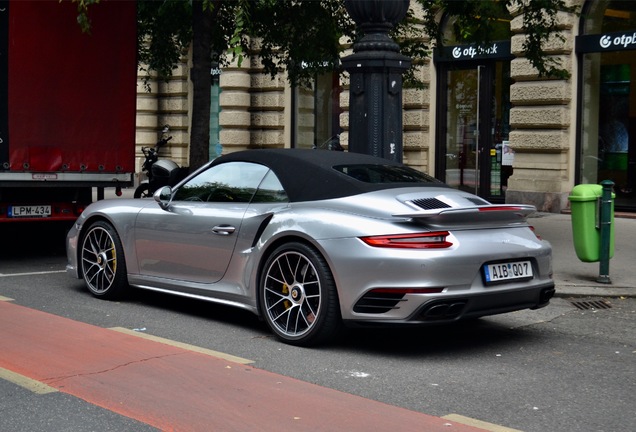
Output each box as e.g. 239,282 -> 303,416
43,352 -> 184,385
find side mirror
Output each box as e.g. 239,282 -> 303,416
154,186 -> 173,209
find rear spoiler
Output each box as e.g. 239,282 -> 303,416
393,204 -> 536,224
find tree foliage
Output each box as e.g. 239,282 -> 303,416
72,0 -> 575,168
417,0 -> 574,79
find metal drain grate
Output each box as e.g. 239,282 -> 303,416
568,299 -> 612,310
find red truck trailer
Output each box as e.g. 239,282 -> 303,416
0,0 -> 137,222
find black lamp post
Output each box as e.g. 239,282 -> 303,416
342,0 -> 411,162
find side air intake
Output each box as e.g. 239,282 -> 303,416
354,292 -> 406,314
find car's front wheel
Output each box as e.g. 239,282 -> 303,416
260,242 -> 341,346
134,183 -> 151,198
80,221 -> 128,299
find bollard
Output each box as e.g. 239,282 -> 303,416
597,180 -> 614,284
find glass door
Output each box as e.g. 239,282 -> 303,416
437,61 -> 512,202
443,66 -> 482,195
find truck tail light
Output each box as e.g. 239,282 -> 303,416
74,204 -> 87,215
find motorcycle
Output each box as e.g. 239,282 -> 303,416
313,134 -> 344,151
134,125 -> 189,198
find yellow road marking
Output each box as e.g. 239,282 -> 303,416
443,414 -> 524,432
0,368 -> 57,395
109,327 -> 254,365
0,295 -> 14,301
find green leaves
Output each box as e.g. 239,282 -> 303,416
516,0 -> 574,79
415,0 -> 574,79
66,0 -> 101,33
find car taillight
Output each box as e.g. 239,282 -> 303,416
478,205 -> 526,212
529,225 -> 542,240
360,231 -> 452,249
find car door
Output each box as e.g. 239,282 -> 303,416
133,161 -> 270,284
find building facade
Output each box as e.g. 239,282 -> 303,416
136,0 -> 636,213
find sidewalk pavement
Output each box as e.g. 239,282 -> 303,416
529,212 -> 636,298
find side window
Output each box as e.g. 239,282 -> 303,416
252,170 -> 289,203
173,162 -> 269,203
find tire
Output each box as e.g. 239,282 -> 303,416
80,221 -> 128,299
260,242 -> 341,346
134,183 -> 151,198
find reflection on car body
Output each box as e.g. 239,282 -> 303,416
67,149 -> 554,346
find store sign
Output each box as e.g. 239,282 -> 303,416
577,30 -> 636,53
435,41 -> 511,63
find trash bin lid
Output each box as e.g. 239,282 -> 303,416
568,184 -> 602,202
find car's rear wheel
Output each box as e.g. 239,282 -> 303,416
80,221 -> 128,299
260,242 -> 341,346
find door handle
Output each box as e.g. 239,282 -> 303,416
212,225 -> 236,236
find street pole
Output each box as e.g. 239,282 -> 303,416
342,0 -> 411,162
597,180 -> 614,284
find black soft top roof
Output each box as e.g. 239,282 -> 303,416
211,148 -> 443,202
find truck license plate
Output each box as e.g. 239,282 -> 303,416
483,260 -> 533,284
9,205 -> 52,218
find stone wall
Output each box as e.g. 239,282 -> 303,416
135,3 -> 587,213
505,4 -> 581,212
403,59 -> 432,174
135,59 -> 190,184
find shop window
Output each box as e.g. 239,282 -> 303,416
291,72 -> 342,150
210,61 -> 222,158
578,0 -> 636,209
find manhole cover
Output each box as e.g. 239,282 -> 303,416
568,299 -> 612,310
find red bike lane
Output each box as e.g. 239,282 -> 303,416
0,301 -> 486,431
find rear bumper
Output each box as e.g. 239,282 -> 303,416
415,282 -> 555,322
345,281 -> 556,327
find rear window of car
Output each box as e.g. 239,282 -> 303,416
333,164 -> 441,184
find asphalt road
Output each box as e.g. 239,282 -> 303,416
1,223 -> 635,432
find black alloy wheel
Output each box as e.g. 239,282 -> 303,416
260,242 -> 341,346
80,221 -> 128,299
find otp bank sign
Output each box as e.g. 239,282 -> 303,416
436,40 -> 510,62
452,44 -> 500,59
599,33 -> 636,49
577,31 -> 636,54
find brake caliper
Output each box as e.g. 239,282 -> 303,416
282,283 -> 291,309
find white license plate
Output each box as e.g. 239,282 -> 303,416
483,260 -> 533,284
9,205 -> 52,218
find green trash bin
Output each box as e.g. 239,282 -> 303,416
568,184 -> 615,262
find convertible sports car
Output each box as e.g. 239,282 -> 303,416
67,149 -> 555,346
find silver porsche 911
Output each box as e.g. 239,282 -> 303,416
66,149 -> 555,346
